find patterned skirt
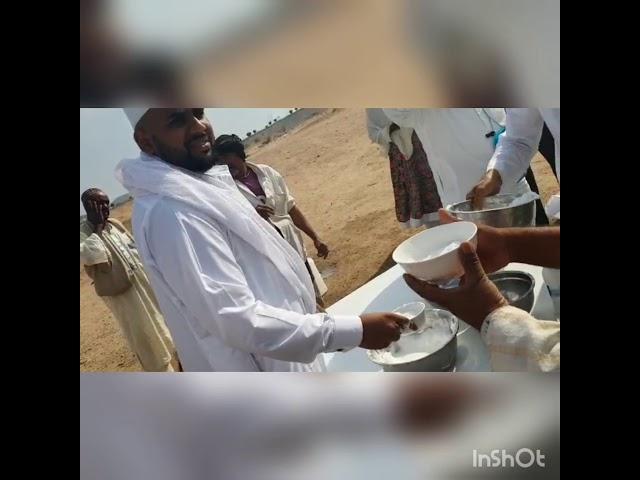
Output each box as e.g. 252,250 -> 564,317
388,131 -> 442,228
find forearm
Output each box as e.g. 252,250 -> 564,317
289,205 -> 320,242
504,227 -> 560,268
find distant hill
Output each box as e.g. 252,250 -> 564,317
111,193 -> 132,207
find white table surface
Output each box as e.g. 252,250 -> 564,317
323,263 -> 555,372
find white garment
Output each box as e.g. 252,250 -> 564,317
115,153 -> 362,372
366,108 -> 414,159
366,108 -> 393,151
399,212 -> 441,230
382,109 -> 530,207
542,268 -> 560,320
80,222 -> 175,372
234,162 -> 327,297
80,232 -> 109,265
235,162 -> 306,261
123,108 -> 149,129
390,129 -> 414,160
481,305 -> 560,372
487,108 -> 560,190
545,194 -> 560,221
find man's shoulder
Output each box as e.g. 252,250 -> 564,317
251,162 -> 278,174
107,217 -> 128,231
136,196 -> 223,234
80,220 -> 92,235
138,195 -> 196,219
252,163 -> 284,182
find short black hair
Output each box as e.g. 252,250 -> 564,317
212,134 -> 246,160
81,188 -> 107,208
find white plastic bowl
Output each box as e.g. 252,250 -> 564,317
392,301 -> 426,335
392,222 -> 478,281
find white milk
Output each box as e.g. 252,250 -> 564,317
421,241 -> 461,261
373,313 -> 455,365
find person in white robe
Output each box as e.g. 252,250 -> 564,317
210,134 -> 329,303
382,109 -> 532,209
467,108 -> 560,218
115,108 -> 408,372
80,188 -> 177,371
467,108 -> 560,318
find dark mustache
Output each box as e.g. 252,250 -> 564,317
186,134 -> 209,147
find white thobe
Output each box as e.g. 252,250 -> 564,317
233,162 -> 328,297
487,108 -> 560,189
80,220 -> 175,371
234,162 -> 307,265
124,158 -> 362,372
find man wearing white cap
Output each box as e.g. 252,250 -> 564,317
116,108 -> 408,372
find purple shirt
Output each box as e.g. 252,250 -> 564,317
238,167 -> 265,198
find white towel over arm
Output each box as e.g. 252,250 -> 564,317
481,306 -> 560,372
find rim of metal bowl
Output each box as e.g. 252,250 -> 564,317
488,270 -> 536,304
367,311 -> 460,367
447,194 -> 535,214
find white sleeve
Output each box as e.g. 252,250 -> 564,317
366,108 -> 391,147
487,108 -> 545,189
382,109 -> 422,129
480,306 -> 560,372
80,231 -> 109,266
265,165 -> 296,212
146,206 -> 362,363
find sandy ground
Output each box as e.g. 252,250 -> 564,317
80,109 -> 559,372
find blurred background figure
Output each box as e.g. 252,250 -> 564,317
80,0 -> 558,106
81,374 -> 559,480
404,0 -> 560,106
80,188 -> 179,371
80,0 -> 180,105
366,109 -> 442,229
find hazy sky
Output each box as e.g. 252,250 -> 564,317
80,108 -> 291,213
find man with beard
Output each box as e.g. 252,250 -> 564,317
116,109 -> 408,371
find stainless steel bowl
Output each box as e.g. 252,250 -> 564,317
446,194 -> 535,228
488,271 -> 535,313
367,310 -> 459,372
